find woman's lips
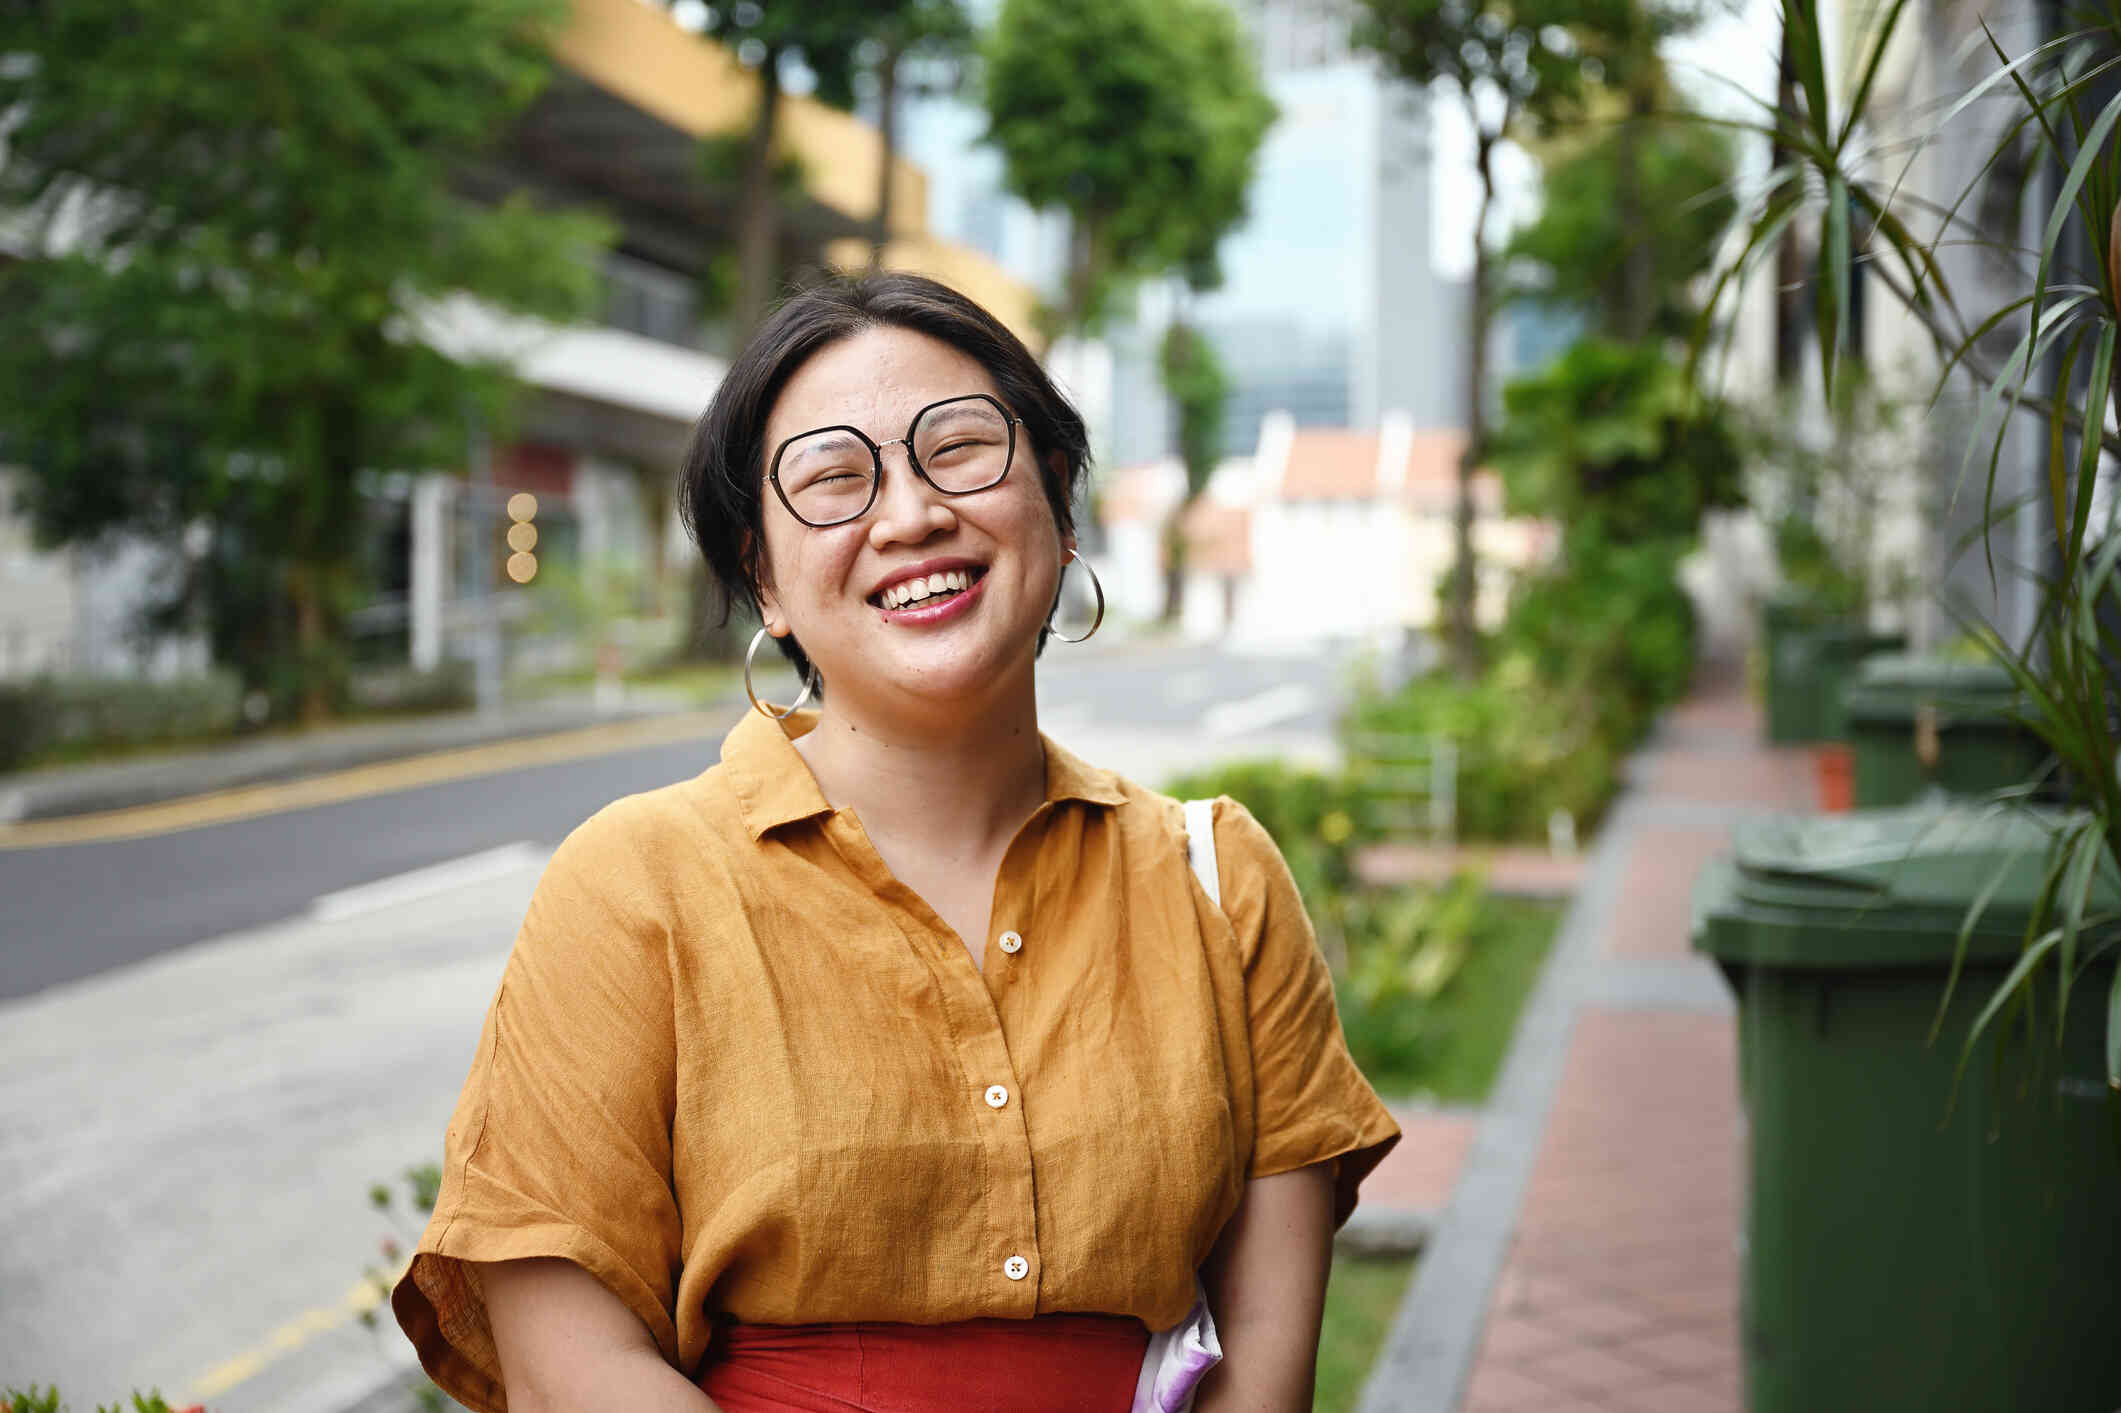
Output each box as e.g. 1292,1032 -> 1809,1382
876,569 -> 988,626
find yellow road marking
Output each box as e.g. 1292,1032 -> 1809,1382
187,1266 -> 409,1400
0,711 -> 726,850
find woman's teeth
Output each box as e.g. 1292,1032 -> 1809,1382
881,569 -> 975,610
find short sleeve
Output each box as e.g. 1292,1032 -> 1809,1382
392,815 -> 682,1413
1212,796 -> 1401,1227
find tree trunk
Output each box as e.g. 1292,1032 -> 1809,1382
290,562 -> 331,726
1615,82 -> 1654,340
1448,135 -> 1496,679
735,45 -> 785,337
869,43 -> 903,272
1161,499 -> 1191,624
1063,215 -> 1099,338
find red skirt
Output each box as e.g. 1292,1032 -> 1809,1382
696,1314 -> 1152,1412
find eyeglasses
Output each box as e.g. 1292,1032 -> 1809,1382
767,393 -> 1023,528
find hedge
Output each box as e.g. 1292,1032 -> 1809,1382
0,671 -> 244,771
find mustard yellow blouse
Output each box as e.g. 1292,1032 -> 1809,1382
394,709 -> 1401,1412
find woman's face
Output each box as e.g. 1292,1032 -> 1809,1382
754,325 -> 1070,717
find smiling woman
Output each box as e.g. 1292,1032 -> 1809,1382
391,274 -> 1401,1413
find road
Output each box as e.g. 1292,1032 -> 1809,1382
0,638 -> 1356,1001
0,636 -> 1359,1411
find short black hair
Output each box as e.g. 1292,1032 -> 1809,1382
679,273 -> 1091,684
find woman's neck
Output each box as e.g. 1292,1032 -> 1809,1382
792,679 -> 1049,857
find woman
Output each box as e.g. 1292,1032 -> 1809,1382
393,274 -> 1400,1412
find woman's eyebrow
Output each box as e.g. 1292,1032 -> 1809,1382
783,429 -> 869,457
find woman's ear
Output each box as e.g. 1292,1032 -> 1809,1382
745,533 -> 787,636
1046,448 -> 1076,545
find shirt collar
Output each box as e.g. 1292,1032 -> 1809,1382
723,707 -> 1128,841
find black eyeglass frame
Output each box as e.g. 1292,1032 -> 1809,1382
766,393 -> 1025,529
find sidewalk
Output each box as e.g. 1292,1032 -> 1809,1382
1360,670 -> 1821,1413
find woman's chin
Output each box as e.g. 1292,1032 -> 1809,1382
846,644 -> 1037,713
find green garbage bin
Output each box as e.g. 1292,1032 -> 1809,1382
1694,805 -> 2121,1413
1761,597 -> 1903,742
1842,655 -> 2047,807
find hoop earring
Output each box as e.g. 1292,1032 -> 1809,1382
744,626 -> 818,719
1048,552 -> 1105,644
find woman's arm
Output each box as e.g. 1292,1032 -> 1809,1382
1193,1160 -> 1338,1412
480,1258 -> 720,1413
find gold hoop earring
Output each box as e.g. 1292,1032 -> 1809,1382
744,626 -> 818,719
1048,553 -> 1105,644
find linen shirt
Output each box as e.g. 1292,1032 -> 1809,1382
394,708 -> 1402,1413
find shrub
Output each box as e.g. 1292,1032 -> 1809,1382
2,1388 -> 203,1413
1344,659 -> 1628,844
0,671 -> 245,770
1498,534 -> 1698,735
0,680 -> 51,771
1162,757 -> 1368,910
347,660 -> 476,716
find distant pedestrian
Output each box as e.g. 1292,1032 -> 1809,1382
392,273 -> 1399,1411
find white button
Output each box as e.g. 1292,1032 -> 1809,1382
985,1084 -> 1010,1109
1004,1255 -> 1029,1281
998,930 -> 1023,955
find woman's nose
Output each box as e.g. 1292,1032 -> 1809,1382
866,442 -> 955,548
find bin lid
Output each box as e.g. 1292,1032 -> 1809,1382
1693,804 -> 2120,969
1843,654 -> 2021,725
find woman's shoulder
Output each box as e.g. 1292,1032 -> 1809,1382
538,763 -> 748,901
1101,773 -> 1275,851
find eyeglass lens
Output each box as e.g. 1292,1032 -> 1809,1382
775,396 -> 1014,526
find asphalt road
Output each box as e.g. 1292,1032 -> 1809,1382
0,638 -> 1359,1001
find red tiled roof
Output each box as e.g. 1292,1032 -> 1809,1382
1099,461 -> 1177,525
1276,426 -> 1501,514
1278,429 -> 1380,501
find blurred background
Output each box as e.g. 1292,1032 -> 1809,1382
4,0 -> 2119,1410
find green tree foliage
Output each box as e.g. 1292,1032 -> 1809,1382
1488,338 -> 1740,727
983,0 -> 1275,335
1505,113 -> 1737,339
1349,0 -> 1679,677
0,0 -> 613,721
1489,338 -> 1744,548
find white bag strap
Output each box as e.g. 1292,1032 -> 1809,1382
1182,798 -> 1220,908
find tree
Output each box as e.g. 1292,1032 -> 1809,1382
1348,0 -> 1663,677
690,0 -> 894,335
861,0 -> 975,270
1156,319 -> 1232,622
1505,105 -> 1737,339
0,0 -> 612,721
982,0 -> 1275,338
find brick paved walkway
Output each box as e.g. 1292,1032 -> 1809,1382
1362,670 -> 1815,1413
1364,1107 -> 1480,1214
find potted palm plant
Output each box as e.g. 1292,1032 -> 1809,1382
1689,3 -> 2121,1408
1701,0 -> 2121,1082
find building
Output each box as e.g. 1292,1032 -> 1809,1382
1101,410 -> 1552,650
1101,37 -> 1468,471
0,0 -> 1037,685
